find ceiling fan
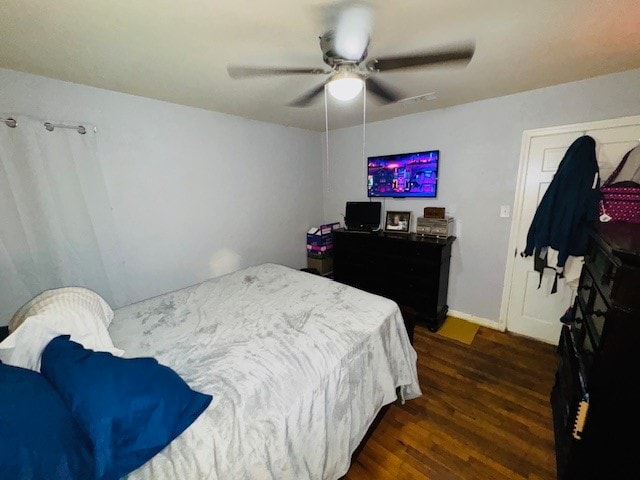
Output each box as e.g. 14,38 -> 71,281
226,1 -> 475,107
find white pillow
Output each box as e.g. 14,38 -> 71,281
9,286 -> 114,333
0,312 -> 124,372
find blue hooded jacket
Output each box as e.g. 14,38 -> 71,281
523,135 -> 601,267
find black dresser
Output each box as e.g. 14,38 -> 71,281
551,222 -> 640,480
332,229 -> 455,336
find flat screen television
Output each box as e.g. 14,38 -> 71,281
367,149 -> 439,198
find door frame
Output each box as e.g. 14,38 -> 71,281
499,114 -> 640,333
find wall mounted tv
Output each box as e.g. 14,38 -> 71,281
367,149 -> 439,198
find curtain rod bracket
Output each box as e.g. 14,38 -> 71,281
1,117 -> 17,128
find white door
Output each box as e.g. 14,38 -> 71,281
503,116 -> 640,344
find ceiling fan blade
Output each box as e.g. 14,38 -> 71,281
288,80 -> 330,107
366,77 -> 403,104
366,43 -> 475,72
333,2 -> 374,61
227,65 -> 329,79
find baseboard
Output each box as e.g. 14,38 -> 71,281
447,309 -> 505,332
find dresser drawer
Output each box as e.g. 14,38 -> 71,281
390,239 -> 446,264
576,267 -> 596,312
587,231 -> 640,311
578,291 -> 607,353
379,254 -> 442,277
588,288 -> 607,339
610,264 -> 640,311
572,298 -> 596,374
584,242 -> 616,301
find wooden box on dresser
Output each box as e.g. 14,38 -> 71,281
332,228 -> 455,339
551,222 -> 640,480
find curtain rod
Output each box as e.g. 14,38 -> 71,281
44,122 -> 87,134
1,117 -> 89,134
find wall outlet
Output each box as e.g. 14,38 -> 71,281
500,205 -> 511,218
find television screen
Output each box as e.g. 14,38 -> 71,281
345,201 -> 381,231
367,149 -> 439,198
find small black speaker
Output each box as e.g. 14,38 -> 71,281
345,201 -> 382,231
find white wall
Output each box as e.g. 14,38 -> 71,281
323,68 -> 640,326
0,68 -> 324,310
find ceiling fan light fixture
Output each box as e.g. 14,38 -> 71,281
327,73 -> 364,101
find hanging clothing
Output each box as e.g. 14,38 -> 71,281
532,248 -> 584,294
523,135 -> 601,270
546,249 -> 584,288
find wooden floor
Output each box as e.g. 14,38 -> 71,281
344,324 -> 558,480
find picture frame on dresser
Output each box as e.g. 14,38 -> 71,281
384,211 -> 411,234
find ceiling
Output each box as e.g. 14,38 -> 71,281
1,0 -> 639,131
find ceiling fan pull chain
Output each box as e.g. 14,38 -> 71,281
362,83 -> 367,193
325,85 -> 330,196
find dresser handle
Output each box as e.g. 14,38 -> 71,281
592,309 -> 605,317
579,285 -> 591,291
601,264 -> 615,285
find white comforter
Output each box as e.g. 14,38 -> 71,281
108,263 -> 421,480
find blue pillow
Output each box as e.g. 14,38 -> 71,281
0,362 -> 95,480
41,335 -> 212,480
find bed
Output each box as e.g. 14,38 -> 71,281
2,262 -> 421,480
